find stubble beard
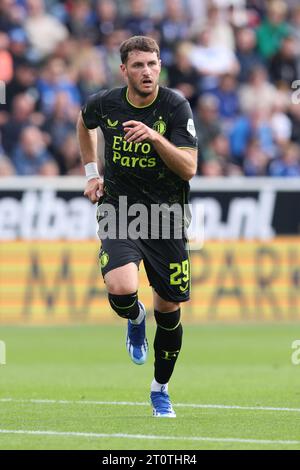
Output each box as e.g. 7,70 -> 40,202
129,78 -> 159,98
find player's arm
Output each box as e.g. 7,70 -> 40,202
77,111 -> 103,204
149,134 -> 197,181
123,121 -> 197,181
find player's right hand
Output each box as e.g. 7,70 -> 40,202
84,178 -> 104,204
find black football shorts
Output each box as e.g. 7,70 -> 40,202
99,235 -> 190,303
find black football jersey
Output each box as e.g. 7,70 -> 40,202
81,86 -> 198,209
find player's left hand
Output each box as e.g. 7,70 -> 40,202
123,120 -> 157,143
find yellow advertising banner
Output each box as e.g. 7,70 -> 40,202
0,239 -> 300,324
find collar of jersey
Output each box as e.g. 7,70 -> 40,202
125,87 -> 159,109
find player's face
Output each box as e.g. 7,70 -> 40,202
121,51 -> 161,98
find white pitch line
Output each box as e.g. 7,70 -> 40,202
0,429 -> 299,446
0,398 -> 300,413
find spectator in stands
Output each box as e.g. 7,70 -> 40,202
187,0 -> 208,34
1,93 -> 36,155
94,0 -> 122,45
268,142 -> 300,176
38,159 -> 59,175
256,0 -> 289,60
156,0 -> 190,66
0,0 -> 297,179
235,27 -> 264,83
166,41 -> 199,108
8,27 -> 30,66
42,91 -> 77,157
211,73 -> 240,128
50,34 -> 79,64
37,57 -> 81,115
57,131 -> 84,175
97,30 -> 128,88
289,5 -> 300,57
78,57 -> 108,102
226,3 -> 250,30
189,27 -> 239,92
65,0 -> 96,40
122,0 -> 155,37
270,93 -> 292,148
24,0 -> 69,60
239,65 -> 278,114
246,0 -> 267,22
204,3 -> 235,51
71,34 -> 104,75
5,59 -> 38,111
193,94 -> 222,171
269,36 -> 298,88
201,159 -> 223,177
11,125 -> 56,175
229,108 -> 276,164
243,138 -> 269,176
0,0 -> 25,32
202,134 -> 231,176
71,36 -> 108,101
0,32 -> 13,83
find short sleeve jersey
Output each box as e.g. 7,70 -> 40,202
81,86 -> 197,209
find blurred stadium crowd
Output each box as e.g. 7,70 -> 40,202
0,0 -> 300,177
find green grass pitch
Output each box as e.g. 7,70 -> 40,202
0,323 -> 299,450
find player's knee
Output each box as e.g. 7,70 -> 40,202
154,308 -> 181,331
155,298 -> 180,313
104,263 -> 139,294
108,292 -> 139,320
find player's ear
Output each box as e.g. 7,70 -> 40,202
120,63 -> 127,76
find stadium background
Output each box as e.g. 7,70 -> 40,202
0,0 -> 300,324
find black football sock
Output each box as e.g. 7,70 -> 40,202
153,309 -> 183,384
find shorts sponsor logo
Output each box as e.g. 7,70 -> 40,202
100,251 -> 109,269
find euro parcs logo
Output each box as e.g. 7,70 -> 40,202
0,341 -> 6,365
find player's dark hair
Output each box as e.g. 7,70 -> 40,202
120,36 -> 160,64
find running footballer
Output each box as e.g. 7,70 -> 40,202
77,36 -> 198,417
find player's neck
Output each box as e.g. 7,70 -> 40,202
126,86 -> 159,108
